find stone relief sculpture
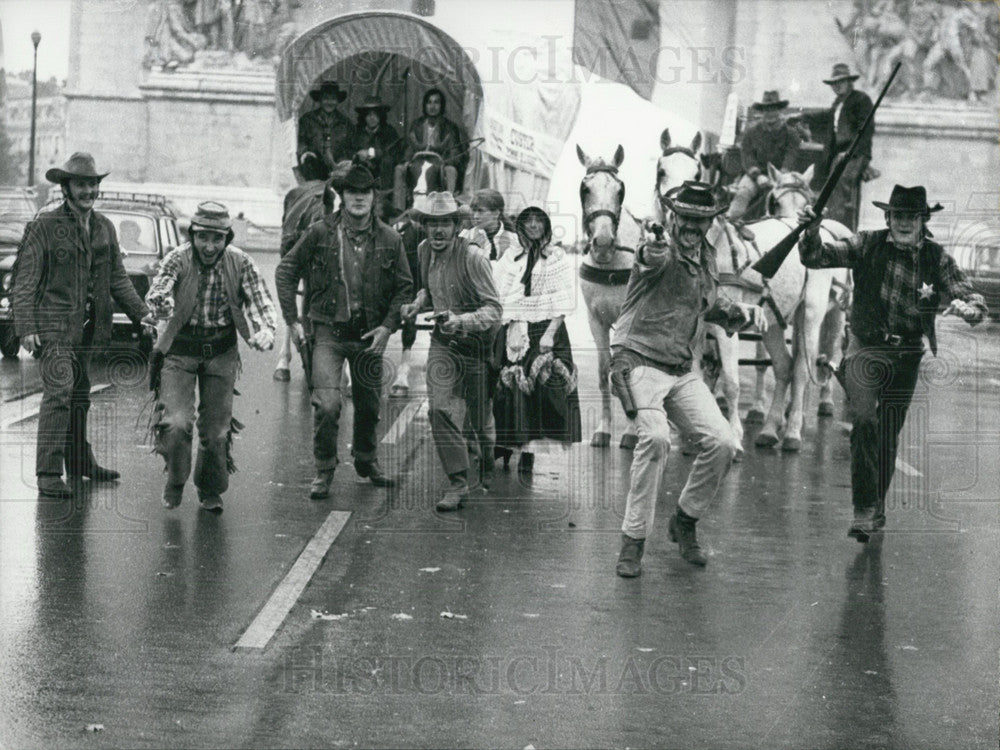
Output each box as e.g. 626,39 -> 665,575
836,0 -> 998,103
142,0 -> 301,71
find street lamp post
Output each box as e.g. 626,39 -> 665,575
28,30 -> 41,187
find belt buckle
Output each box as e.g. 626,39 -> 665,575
885,334 -> 902,346
202,343 -> 214,358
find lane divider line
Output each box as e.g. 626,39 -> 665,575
381,398 -> 427,446
0,384 -> 111,431
234,510 -> 352,651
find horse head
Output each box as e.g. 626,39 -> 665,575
407,151 -> 446,198
766,163 -> 815,218
577,143 -> 625,264
655,129 -> 705,210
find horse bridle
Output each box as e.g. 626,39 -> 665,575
581,163 -> 626,237
656,146 -> 702,208
767,179 -> 813,216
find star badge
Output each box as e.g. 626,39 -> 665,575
918,282 -> 934,300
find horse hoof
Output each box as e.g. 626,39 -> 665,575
755,433 -> 779,448
390,384 -> 409,398
782,437 -> 802,452
817,402 -> 835,417
716,397 -> 730,419
273,368 -> 290,382
619,434 -> 638,451
732,448 -> 744,463
745,409 -> 765,425
591,432 -> 611,448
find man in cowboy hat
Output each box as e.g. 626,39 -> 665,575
613,181 -> 767,576
400,191 -> 501,511
11,153 -> 151,498
146,201 -> 277,512
822,63 -> 875,228
798,185 -> 987,542
348,95 -> 402,197
297,81 -> 353,182
727,90 -> 802,222
276,163 -> 413,498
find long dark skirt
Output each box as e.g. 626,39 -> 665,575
494,319 -> 582,448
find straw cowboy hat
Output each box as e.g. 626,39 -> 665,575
354,95 -> 390,114
45,152 -> 110,183
871,185 -> 944,215
823,63 -> 862,85
308,81 -> 347,102
411,191 -> 471,221
750,90 -> 789,111
662,181 -> 728,218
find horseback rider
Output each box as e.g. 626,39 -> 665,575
613,182 -> 767,577
392,88 -> 468,208
726,90 -> 801,222
297,81 -> 353,182
823,63 -> 875,228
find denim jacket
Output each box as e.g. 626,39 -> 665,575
611,238 -> 745,370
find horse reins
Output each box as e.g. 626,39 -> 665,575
581,163 -> 626,244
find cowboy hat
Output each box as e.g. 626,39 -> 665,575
189,201 -> 233,233
45,152 -> 110,183
308,81 -> 347,102
750,90 -> 789,111
871,185 -> 943,215
823,63 -> 861,85
354,95 -> 390,113
662,181 -> 728,218
411,191 -> 471,221
331,162 -> 375,193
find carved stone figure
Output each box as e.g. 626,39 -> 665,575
143,0 -> 206,71
192,0 -> 234,52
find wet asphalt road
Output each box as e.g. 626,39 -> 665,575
0,250 -> 998,749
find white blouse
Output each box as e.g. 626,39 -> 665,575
493,244 -> 575,324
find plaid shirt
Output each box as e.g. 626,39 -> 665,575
800,229 -> 987,335
147,247 -> 277,333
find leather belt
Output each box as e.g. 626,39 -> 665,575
169,325 -> 237,358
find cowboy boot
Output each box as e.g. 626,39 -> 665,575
616,533 -> 645,578
310,469 -> 335,499
668,509 -> 708,566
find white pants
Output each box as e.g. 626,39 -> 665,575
621,367 -> 740,539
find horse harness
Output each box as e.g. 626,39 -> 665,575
581,162 -> 626,240
718,219 -> 789,330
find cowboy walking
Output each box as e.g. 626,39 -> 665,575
275,163 -> 413,499
146,202 -> 277,512
613,182 -> 766,576
399,192 -> 501,511
798,185 -> 987,541
11,153 -> 151,498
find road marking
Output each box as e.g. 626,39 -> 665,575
234,510 -> 351,650
381,398 -> 427,445
836,421 -> 923,477
0,384 -> 112,431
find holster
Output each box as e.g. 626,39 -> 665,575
609,354 -> 638,420
296,335 -> 315,391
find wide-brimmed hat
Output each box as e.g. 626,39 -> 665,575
45,152 -> 110,183
411,191 -> 471,221
355,95 -> 389,113
189,201 -> 233,233
823,63 -> 861,85
309,81 -> 347,103
871,185 -> 943,215
331,163 -> 375,193
470,189 -> 505,212
662,181 -> 728,218
750,90 -> 789,111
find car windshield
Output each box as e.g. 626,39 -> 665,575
102,211 -> 160,275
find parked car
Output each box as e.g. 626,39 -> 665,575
966,244 -> 1000,321
0,190 -> 181,358
0,187 -> 39,358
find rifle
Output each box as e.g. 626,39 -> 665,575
751,62 -> 900,279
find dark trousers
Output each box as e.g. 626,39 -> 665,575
311,323 -> 382,471
841,341 -> 923,518
155,346 -> 239,497
827,155 -> 869,229
36,341 -> 97,476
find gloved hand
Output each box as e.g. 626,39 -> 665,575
539,330 -> 556,354
506,320 -> 529,363
943,298 -> 983,326
250,328 -> 275,351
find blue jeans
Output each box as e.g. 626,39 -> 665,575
311,323 -> 383,471
36,341 -> 97,476
155,346 -> 239,497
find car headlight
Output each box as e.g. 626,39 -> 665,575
1,273 -> 11,292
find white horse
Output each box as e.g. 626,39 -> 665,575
654,136 -> 851,452
575,144 -> 642,449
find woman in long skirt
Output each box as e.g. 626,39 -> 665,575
492,206 -> 582,474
